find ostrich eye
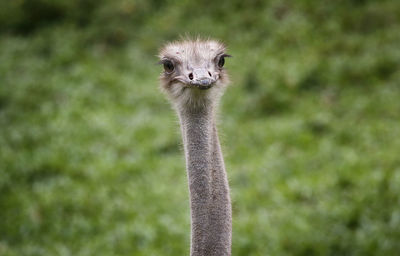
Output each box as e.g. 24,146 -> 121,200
217,54 -> 231,68
218,56 -> 225,68
163,60 -> 174,73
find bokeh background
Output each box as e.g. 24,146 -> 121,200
1,0 -> 400,255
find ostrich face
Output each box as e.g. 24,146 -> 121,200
159,39 -> 231,107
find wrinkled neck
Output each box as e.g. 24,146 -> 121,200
178,105 -> 232,256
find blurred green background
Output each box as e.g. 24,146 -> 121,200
1,0 -> 400,255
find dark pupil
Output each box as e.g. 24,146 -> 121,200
164,61 -> 174,72
218,57 -> 225,67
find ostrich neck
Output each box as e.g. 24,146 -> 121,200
178,105 -> 232,256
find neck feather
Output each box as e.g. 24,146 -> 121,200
178,105 -> 232,256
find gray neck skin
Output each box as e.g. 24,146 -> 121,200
178,105 -> 232,256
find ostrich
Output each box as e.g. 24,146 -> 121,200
158,39 -> 232,256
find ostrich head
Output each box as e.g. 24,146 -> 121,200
159,39 -> 231,109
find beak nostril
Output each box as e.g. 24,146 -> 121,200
208,71 -> 212,77
188,73 -> 193,80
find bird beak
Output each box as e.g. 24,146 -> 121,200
189,68 -> 216,90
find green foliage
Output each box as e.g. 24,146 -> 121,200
1,0 -> 400,255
